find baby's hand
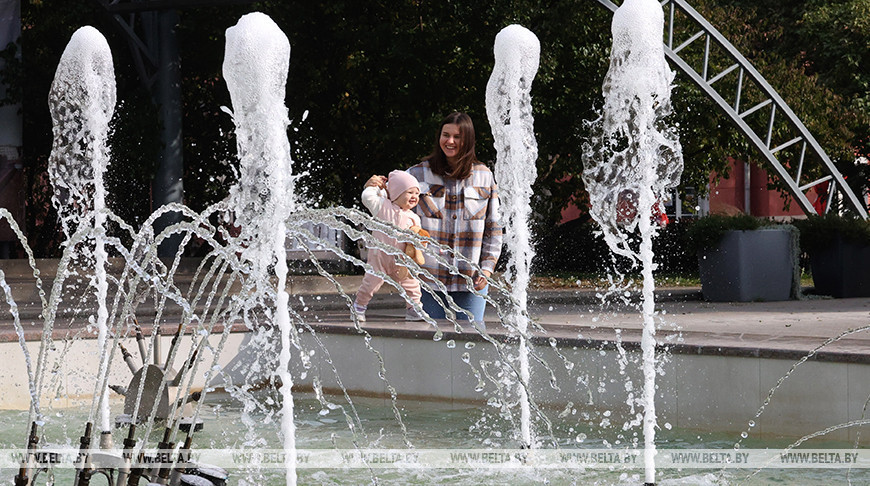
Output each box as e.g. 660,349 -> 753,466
364,175 -> 387,189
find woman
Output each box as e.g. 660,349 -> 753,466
407,112 -> 503,324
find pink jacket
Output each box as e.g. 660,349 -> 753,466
362,186 -> 421,275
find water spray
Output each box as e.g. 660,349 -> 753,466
582,0 -> 683,483
486,23 -> 541,449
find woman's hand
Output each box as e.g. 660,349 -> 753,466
365,175 -> 387,189
473,270 -> 491,291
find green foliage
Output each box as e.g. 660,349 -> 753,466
800,0 -> 870,116
792,214 -> 870,252
534,218 -> 698,276
688,0 -> 865,197
15,0 -> 870,257
799,0 -> 870,203
683,213 -> 767,254
708,0 -> 870,199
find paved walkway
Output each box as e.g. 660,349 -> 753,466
1,268 -> 868,363
291,278 -> 870,364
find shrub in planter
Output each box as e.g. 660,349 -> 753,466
793,215 -> 870,298
533,217 -> 611,274
534,217 -> 698,276
685,214 -> 799,302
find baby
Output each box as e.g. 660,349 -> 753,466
353,170 -> 429,322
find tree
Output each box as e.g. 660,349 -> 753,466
15,0 -> 867,257
707,0 -> 870,208
799,0 -> 870,204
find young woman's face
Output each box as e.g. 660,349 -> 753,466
394,187 -> 420,211
439,123 -> 462,162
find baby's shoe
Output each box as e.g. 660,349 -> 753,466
405,306 -> 424,321
353,302 -> 367,322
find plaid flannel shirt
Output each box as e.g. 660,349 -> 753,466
408,161 -> 503,291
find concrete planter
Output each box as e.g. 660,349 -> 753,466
698,228 -> 798,302
809,236 -> 870,298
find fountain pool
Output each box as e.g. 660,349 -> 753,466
2,391 -> 868,485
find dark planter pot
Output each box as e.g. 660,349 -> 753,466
809,236 -> 870,298
698,228 -> 798,302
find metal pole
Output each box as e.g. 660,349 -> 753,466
153,9 -> 184,257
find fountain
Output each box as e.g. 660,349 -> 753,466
486,24 -> 541,449
5,11 -> 555,486
4,13 -> 304,486
222,13 -> 298,486
3,4 -> 870,486
582,0 -> 683,483
46,23 -> 117,454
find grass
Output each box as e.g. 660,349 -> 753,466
530,271 -> 814,290
529,271 -> 702,290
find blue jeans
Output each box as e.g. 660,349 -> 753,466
421,285 -> 488,323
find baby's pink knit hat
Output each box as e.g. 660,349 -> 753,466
387,170 -> 420,201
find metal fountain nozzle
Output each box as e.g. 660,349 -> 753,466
13,422 -> 38,486
114,425 -> 136,486
73,422 -> 93,486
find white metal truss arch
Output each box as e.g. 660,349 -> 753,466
595,0 -> 868,219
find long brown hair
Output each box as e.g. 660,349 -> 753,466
424,112 -> 478,180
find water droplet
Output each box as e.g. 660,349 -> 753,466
446,340 -> 456,349
461,352 -> 470,363
548,337 -> 557,347
464,342 -> 475,349
740,431 -> 748,439
575,433 -> 587,443
748,420 -> 756,428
